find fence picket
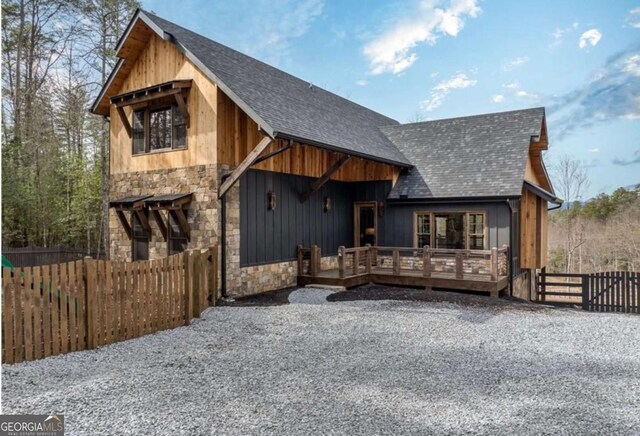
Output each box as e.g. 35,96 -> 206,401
3,268 -> 15,364
75,260 -> 86,350
41,265 -> 52,357
3,247 -> 216,365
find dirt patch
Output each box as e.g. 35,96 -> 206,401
327,283 -> 553,311
216,287 -> 295,307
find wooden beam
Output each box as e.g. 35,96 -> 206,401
253,140 -> 292,165
218,136 -> 273,199
171,209 -> 191,241
135,209 -> 152,234
174,92 -> 190,128
116,210 -> 132,239
299,154 -> 351,202
115,88 -> 181,108
151,210 -> 168,241
116,106 -> 132,137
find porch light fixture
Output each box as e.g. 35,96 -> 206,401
378,201 -> 385,217
323,196 -> 332,212
267,191 -> 277,211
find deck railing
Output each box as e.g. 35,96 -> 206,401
298,244 -> 509,282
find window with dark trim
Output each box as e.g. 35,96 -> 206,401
132,103 -> 187,155
168,210 -> 188,255
132,211 -> 149,261
414,212 -> 487,250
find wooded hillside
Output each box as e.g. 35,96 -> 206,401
1,0 -> 139,251
548,185 -> 640,273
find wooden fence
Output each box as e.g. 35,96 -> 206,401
538,269 -> 639,314
1,246 -> 218,365
2,246 -> 105,267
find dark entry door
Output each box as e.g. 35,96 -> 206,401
354,202 -> 377,247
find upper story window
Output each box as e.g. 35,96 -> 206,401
132,104 -> 187,155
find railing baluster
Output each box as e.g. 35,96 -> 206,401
490,247 -> 498,281
392,250 -> 400,275
423,245 -> 431,278
455,253 -> 463,279
338,246 -> 345,279
365,244 -> 372,274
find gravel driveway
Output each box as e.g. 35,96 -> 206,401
3,291 -> 640,435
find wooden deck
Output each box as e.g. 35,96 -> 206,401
297,245 -> 510,297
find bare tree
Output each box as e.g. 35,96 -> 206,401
552,155 -> 589,273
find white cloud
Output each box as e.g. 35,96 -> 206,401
430,71 -> 440,79
355,79 -> 368,86
502,56 -> 529,71
622,54 -> 640,76
588,148 -> 600,153
363,0 -> 481,75
492,94 -> 505,103
516,90 -> 539,101
421,72 -> 477,111
578,29 -> 602,49
627,7 -> 640,29
547,46 -> 640,139
500,81 -> 539,102
237,0 -> 324,64
549,22 -> 579,49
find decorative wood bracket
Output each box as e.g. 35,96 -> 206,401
151,210 -> 168,241
299,154 -> 351,202
174,92 -> 190,128
253,139 -> 292,165
116,210 -> 132,239
218,136 -> 273,199
117,106 -> 132,137
170,209 -> 191,241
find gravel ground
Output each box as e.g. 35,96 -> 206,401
3,290 -> 640,435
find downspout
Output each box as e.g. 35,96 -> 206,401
506,199 -> 515,295
220,173 -> 231,301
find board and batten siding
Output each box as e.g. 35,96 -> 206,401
109,33 -> 218,174
380,201 -> 512,251
240,170 -> 391,266
240,169 -> 513,267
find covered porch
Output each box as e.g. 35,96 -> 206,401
297,245 -> 510,297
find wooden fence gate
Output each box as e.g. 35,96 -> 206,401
1,246 -> 218,365
538,268 -> 639,314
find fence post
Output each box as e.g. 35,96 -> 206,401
297,245 -> 304,275
338,246 -> 345,278
490,247 -> 498,281
83,257 -> 95,350
456,252 -> 464,279
184,250 -> 192,326
423,246 -> 431,278
208,246 -> 217,306
392,249 -> 400,275
540,267 -> 546,302
192,250 -> 201,319
581,275 -> 589,311
365,244 -> 372,274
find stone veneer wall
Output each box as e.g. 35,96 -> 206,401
110,164 -> 220,262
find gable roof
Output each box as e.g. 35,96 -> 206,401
381,108 -> 549,200
92,10 -> 411,168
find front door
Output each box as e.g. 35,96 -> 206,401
354,202 -> 377,247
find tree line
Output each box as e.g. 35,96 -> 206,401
2,0 -> 139,252
548,168 -> 640,273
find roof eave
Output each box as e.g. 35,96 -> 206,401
523,181 -> 563,205
273,131 -> 412,168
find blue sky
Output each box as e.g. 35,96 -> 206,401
143,0 -> 640,199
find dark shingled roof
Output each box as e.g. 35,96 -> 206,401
141,11 -> 411,167
381,108 -> 546,199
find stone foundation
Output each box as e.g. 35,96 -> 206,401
109,164 -> 219,262
239,261 -> 298,296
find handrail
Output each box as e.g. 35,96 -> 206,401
300,244 -> 509,282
